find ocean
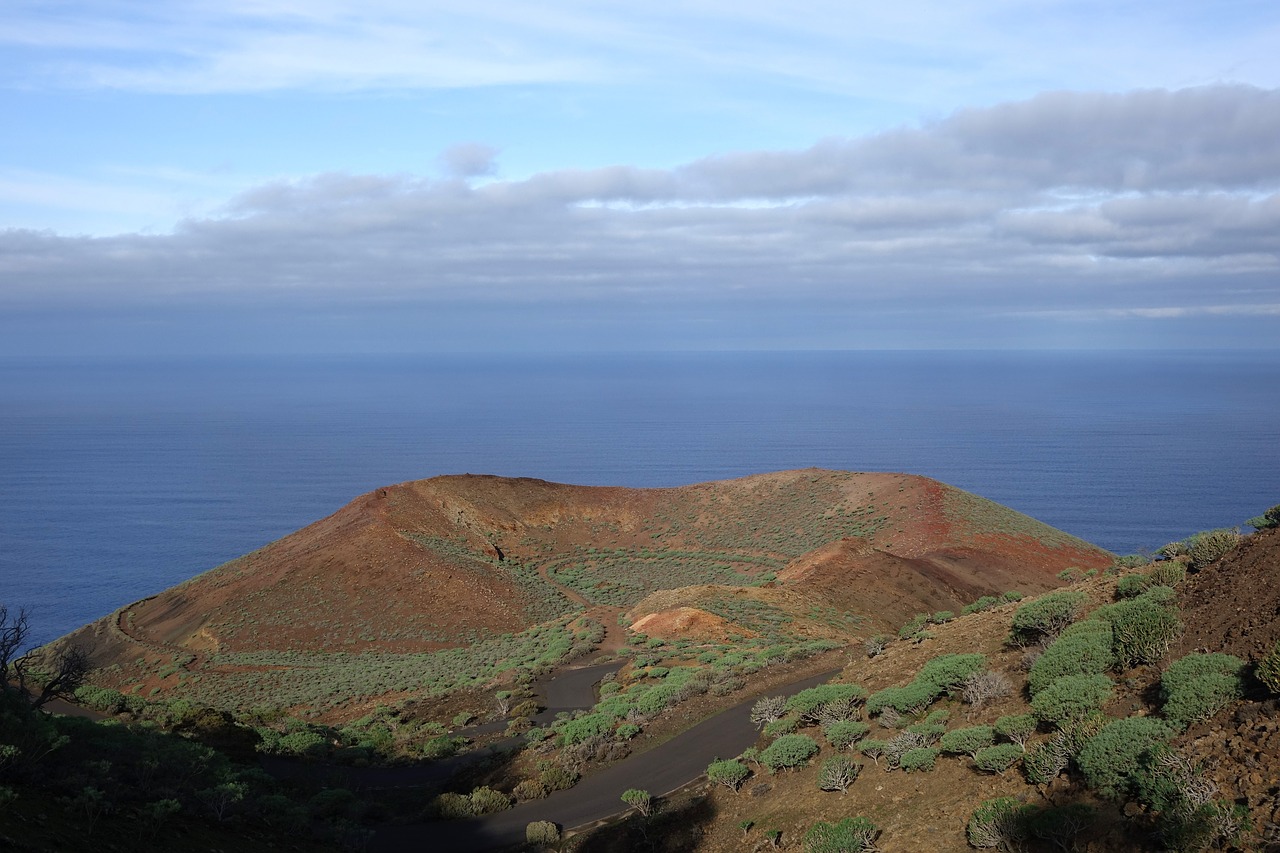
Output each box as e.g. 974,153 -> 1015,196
2,350 -> 1278,648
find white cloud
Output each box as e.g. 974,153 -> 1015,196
1,86 -> 1277,338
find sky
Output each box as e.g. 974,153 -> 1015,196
2,0 -> 1279,355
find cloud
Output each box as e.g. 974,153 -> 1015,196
438,143 -> 500,179
1,86 -> 1278,350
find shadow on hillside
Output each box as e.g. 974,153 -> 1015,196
572,795 -> 718,853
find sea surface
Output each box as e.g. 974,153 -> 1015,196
2,350 -> 1278,648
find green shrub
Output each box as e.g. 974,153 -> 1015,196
938,726 -> 994,757
1185,529 -> 1240,570
526,820 -> 560,848
931,611 -> 954,624
1258,642 -> 1280,696
824,720 -> 870,751
1076,717 -> 1175,800
898,747 -> 939,772
804,816 -> 878,853
760,734 -> 820,772
433,791 -> 473,819
973,744 -> 1024,775
1009,591 -> 1087,646
963,596 -> 1000,615
539,765 -> 579,792
994,714 -> 1037,748
556,712 -> 612,746
785,683 -> 867,719
898,613 -> 929,640
512,779 -> 549,801
1094,593 -> 1182,668
865,683 -> 933,716
1022,736 -> 1069,784
1148,561 -> 1187,588
621,788 -> 652,817
1246,504 -> 1280,530
918,653 -> 987,692
1002,591 -> 1024,602
706,759 -> 750,791
967,797 -> 1028,849
1026,620 -> 1115,695
615,723 -> 641,740
468,786 -> 511,815
1030,674 -> 1114,726
763,714 -> 801,738
857,739 -> 888,764
1160,653 -> 1246,729
1115,573 -> 1152,599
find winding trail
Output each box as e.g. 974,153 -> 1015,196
371,667 -> 841,853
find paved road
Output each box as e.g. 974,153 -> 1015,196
372,667 -> 841,853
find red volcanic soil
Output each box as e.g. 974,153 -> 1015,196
63,469 -> 1111,707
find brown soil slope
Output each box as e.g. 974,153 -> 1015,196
1176,525 -> 1280,661
64,469 -> 1109,704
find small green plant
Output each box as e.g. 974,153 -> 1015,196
1008,591 -> 1087,647
967,797 -> 1028,849
994,714 -> 1037,749
963,595 -> 999,615
760,734 -> 820,772
939,726 -> 995,757
1185,529 -> 1240,570
973,744 -> 1023,775
824,720 -> 870,751
1026,620 -> 1114,695
621,788 -> 652,817
898,747 -> 939,772
468,785 -> 511,815
526,820 -> 561,849
706,759 -> 750,791
1116,573 -> 1153,599
1246,504 -> 1280,530
1094,592 -> 1182,668
1258,642 -> 1280,695
804,816 -> 878,852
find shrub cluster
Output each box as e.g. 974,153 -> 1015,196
1259,642 -> 1280,696
866,653 -> 986,716
804,816 -> 878,853
1184,529 -> 1241,570
968,798 -> 1094,850
1076,717 -> 1175,801
1030,674 -> 1114,726
1093,590 -> 1182,668
1027,620 -> 1114,695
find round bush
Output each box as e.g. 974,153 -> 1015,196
759,734 -> 820,772
973,743 -> 1024,774
1115,574 -> 1152,599
1077,717 -> 1175,800
1030,674 -> 1114,726
824,720 -> 871,751
1027,621 -> 1115,695
938,725 -> 994,756
898,747 -> 939,772
1009,591 -> 1088,646
1186,529 -> 1240,569
706,759 -> 750,791
994,714 -> 1037,746
1258,642 -> 1280,696
805,816 -> 878,853
1093,595 -> 1182,669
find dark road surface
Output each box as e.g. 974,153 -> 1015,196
371,667 -> 842,852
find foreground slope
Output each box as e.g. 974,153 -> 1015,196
63,470 -> 1110,717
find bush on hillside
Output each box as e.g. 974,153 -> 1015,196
898,747 -> 939,772
963,596 -> 1000,615
804,816 -> 878,853
1115,573 -> 1153,599
706,759 -> 750,791
1160,653 -> 1246,729
1246,504 -> 1280,530
1030,674 -> 1114,726
816,756 -> 862,793
994,714 -> 1037,749
1076,717 -> 1175,800
824,720 -> 870,751
967,798 -> 1029,849
1258,642 -> 1280,696
1008,591 -> 1088,647
1185,529 -> 1240,570
1148,561 -> 1187,588
938,726 -> 994,757
1094,592 -> 1182,669
1027,621 -> 1115,695
961,670 -> 1013,706
973,743 -> 1024,775
759,734 -> 819,772
763,714 -> 801,738
526,821 -> 560,849
785,683 -> 866,722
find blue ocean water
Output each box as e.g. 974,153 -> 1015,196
2,350 -> 1278,648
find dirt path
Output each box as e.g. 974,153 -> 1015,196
371,666 -> 842,853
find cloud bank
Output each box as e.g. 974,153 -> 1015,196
3,86 -> 1278,351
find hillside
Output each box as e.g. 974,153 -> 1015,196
60,469 -> 1110,719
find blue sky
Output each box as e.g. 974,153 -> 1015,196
2,0 -> 1279,354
